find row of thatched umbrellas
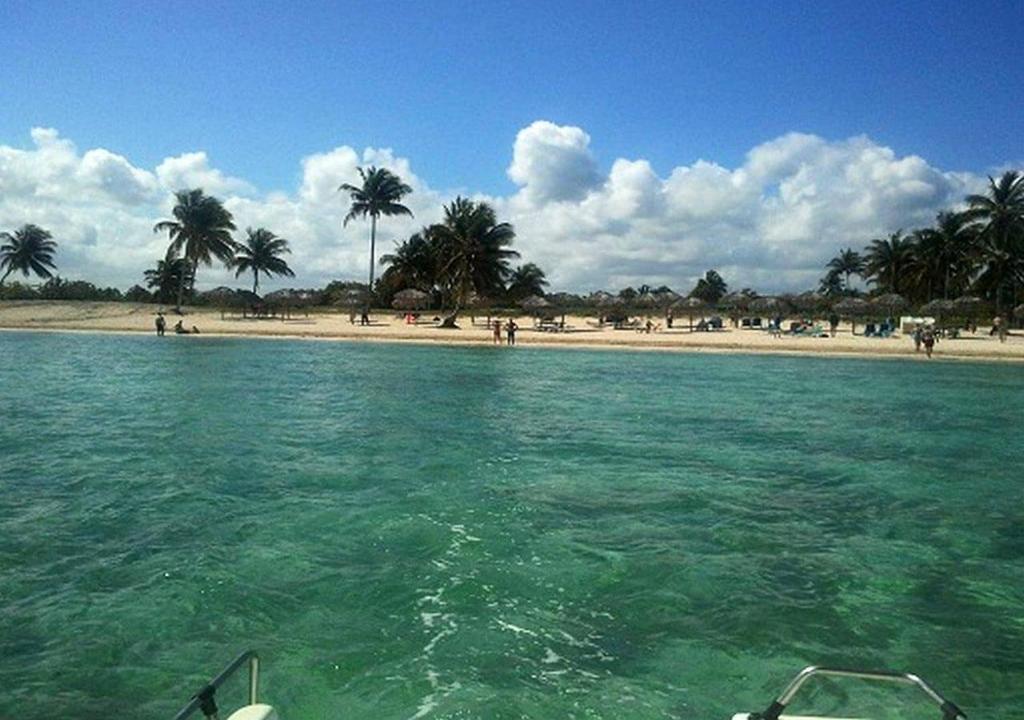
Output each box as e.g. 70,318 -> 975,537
208,285 -> 1023,323
397,290 -> 1000,319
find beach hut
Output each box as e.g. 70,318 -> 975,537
392,288 -> 430,310
833,297 -> 870,334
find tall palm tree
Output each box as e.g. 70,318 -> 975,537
826,248 -> 864,291
339,167 -> 414,304
153,189 -> 237,311
965,171 -> 1024,312
431,197 -> 519,317
0,224 -> 58,286
507,263 -> 549,301
864,231 -> 914,294
144,258 -> 195,305
231,227 -> 295,294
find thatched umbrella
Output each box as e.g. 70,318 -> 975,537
718,292 -> 748,310
520,294 -> 551,311
654,289 -> 681,308
673,296 -> 707,330
633,293 -> 660,310
392,288 -> 430,310
833,297 -> 870,334
872,293 -> 908,317
952,295 -> 983,319
792,292 -> 826,316
920,299 -> 955,325
749,296 -> 788,316
1014,303 -> 1024,320
588,290 -> 616,308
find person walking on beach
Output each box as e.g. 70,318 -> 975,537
912,324 -> 923,352
994,316 -> 1008,343
922,327 -> 935,358
492,318 -> 502,345
666,309 -> 674,329
506,319 -> 518,346
155,312 -> 166,337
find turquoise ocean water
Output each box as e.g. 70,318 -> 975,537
1,331 -> 1022,719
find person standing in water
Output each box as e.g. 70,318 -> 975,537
506,318 -> 518,346
155,312 -> 166,337
492,318 -> 502,345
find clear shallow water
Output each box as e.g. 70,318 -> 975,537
1,332 -> 1022,720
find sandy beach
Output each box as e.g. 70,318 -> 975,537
1,299 -> 1022,362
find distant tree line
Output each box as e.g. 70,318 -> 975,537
820,171 -> 1024,313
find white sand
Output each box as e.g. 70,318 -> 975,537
2,300 -> 1022,362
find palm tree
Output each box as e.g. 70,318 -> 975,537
431,197 -> 519,319
379,231 -> 438,294
908,212 -> 976,301
0,224 -> 58,286
231,227 -> 295,294
965,171 -> 1024,313
818,269 -> 845,298
144,258 -> 195,305
153,189 -> 238,311
826,248 -> 864,291
689,269 -> 728,303
864,231 -> 914,294
507,263 -> 549,302
339,167 -> 414,305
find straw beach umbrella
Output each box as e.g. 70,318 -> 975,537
673,296 -> 707,330
392,288 -> 430,310
749,296 -> 788,316
872,293 -> 908,317
920,299 -> 955,327
952,295 -> 983,319
1014,303 -> 1024,320
833,297 -> 870,334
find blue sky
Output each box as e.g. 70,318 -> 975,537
4,0 -> 1021,194
1,0 -> 1021,292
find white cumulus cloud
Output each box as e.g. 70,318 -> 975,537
0,123 -> 993,295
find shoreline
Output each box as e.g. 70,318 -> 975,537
3,302 -> 1023,364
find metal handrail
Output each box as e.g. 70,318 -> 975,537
753,666 -> 966,720
172,650 -> 260,720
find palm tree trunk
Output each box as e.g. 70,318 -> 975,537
253,270 -> 259,295
367,214 -> 378,306
176,265 -> 186,312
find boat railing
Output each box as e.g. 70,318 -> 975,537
172,649 -> 260,720
752,665 -> 966,720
